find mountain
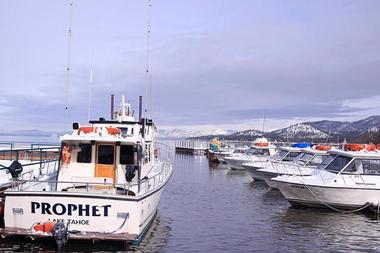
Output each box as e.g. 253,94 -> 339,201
181,116 -> 380,142
0,130 -> 59,137
157,128 -> 236,139
268,123 -> 329,141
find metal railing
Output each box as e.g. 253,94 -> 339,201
9,160 -> 172,197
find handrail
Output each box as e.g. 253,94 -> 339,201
9,160 -> 172,197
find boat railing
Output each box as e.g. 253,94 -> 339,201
0,146 -> 60,176
8,159 -> 172,197
154,142 -> 171,163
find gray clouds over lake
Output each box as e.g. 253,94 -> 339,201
0,0 -> 379,131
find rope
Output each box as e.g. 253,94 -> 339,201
297,173 -> 373,213
64,1 -> 74,132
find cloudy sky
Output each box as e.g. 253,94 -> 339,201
1,0 -> 380,132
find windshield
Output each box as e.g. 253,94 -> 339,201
324,155 -> 352,173
316,154 -> 336,170
294,153 -> 313,166
274,150 -> 288,160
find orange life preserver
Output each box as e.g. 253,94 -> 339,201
78,127 -> 95,134
366,144 -> 376,151
255,142 -> 269,147
377,144 -> 380,150
62,145 -> 71,163
344,144 -> 365,151
106,127 -> 121,135
43,221 -> 55,233
33,223 -> 44,232
315,145 -> 332,151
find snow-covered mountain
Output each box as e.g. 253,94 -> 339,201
269,123 -> 329,140
156,128 -> 236,139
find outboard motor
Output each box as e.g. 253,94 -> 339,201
7,161 -> 23,179
52,222 -> 67,249
125,164 -> 136,182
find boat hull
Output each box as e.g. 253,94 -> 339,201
2,186 -> 165,241
275,180 -> 380,210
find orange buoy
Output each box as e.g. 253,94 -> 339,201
106,127 -> 121,135
43,221 -> 55,233
33,223 -> 44,232
315,145 -> 332,151
255,142 -> 269,147
377,144 -> 380,150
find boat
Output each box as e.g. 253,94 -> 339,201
272,147 -> 380,210
214,146 -> 249,163
224,138 -> 276,170
0,96 -> 172,247
242,146 -> 303,180
257,147 -> 330,188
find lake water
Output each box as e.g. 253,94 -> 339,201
2,150 -> 380,252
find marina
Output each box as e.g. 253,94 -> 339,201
1,0 -> 380,252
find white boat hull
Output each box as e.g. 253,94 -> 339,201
3,183 -> 166,240
274,180 -> 380,210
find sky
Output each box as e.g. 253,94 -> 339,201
0,0 -> 380,132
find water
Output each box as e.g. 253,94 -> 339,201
2,152 -> 380,252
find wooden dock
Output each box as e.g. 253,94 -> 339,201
175,140 -> 208,155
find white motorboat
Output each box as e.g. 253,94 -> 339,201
214,146 -> 249,163
224,138 -> 276,170
243,146 -> 303,180
258,147 -> 330,188
273,145 -> 380,211
0,96 -> 172,246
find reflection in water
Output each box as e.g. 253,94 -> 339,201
2,148 -> 380,252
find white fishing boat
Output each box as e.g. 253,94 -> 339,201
214,146 -> 249,163
273,144 -> 380,210
0,96 -> 172,247
223,138 -> 276,170
257,146 -> 330,188
242,146 -> 303,180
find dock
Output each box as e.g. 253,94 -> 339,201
175,140 -> 208,155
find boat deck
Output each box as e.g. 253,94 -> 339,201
0,227 -> 139,243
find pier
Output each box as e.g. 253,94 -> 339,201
175,140 -> 208,155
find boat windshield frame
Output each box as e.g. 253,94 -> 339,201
293,152 -> 314,166
324,155 -> 352,174
316,154 -> 336,170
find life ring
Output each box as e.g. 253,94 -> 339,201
315,145 -> 332,151
366,144 -> 376,151
255,142 -> 269,147
344,144 -> 365,151
106,127 -> 121,135
377,144 -> 380,150
78,127 -> 95,134
62,145 -> 71,164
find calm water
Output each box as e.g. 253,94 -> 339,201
2,152 -> 380,252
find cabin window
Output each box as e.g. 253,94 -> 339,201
307,155 -> 324,167
131,128 -> 134,135
325,155 -> 352,173
296,153 -> 313,166
283,152 -> 299,161
145,144 -> 151,162
275,150 -> 288,160
362,159 -> 380,175
256,149 -> 270,156
77,144 -> 92,163
120,145 -> 134,164
97,145 -> 114,165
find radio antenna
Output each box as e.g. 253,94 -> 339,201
64,1 -> 74,131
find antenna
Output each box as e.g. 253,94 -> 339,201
262,110 -> 266,136
145,0 -> 152,117
87,53 -> 94,122
64,1 -> 74,132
